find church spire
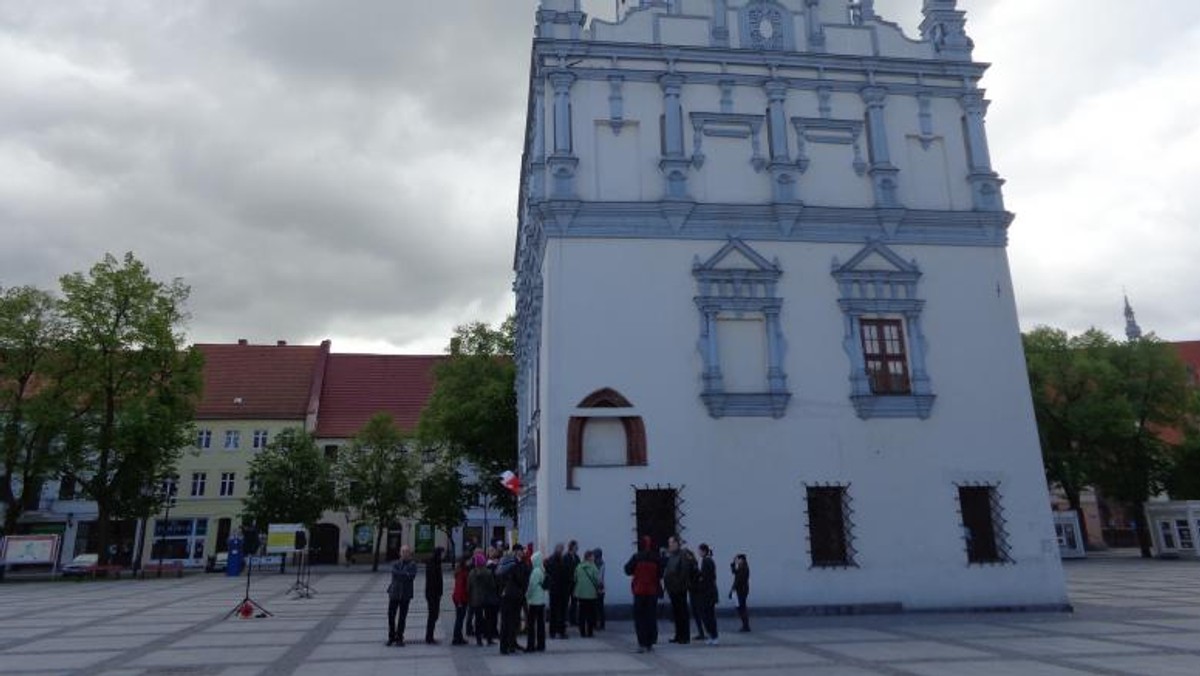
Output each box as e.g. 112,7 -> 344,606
1124,295 -> 1143,341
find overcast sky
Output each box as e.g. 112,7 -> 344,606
2,1 -> 1198,354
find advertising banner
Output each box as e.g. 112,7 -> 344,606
266,524 -> 305,554
0,534 -> 60,565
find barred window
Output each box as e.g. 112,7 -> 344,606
958,485 -> 1012,564
806,485 -> 855,567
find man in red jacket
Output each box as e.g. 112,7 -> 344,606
624,536 -> 663,653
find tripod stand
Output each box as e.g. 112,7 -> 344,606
284,549 -> 316,599
225,552 -> 273,620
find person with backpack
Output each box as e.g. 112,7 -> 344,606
593,548 -> 607,630
624,535 -> 662,653
525,550 -> 548,652
573,549 -> 601,637
496,544 -> 530,655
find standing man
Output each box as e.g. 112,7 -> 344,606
564,540 -> 581,627
545,543 -> 569,639
662,535 -> 694,644
496,544 -> 530,654
695,543 -> 719,645
424,546 -> 445,644
387,546 -> 418,646
624,536 -> 662,653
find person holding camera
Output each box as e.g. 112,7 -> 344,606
730,553 -> 751,632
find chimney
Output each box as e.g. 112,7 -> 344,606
277,340 -> 288,346
237,339 -> 248,346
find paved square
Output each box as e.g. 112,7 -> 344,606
0,553 -> 1198,675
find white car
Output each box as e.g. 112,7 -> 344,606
60,553 -> 99,577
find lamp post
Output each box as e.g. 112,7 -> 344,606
156,478 -> 178,578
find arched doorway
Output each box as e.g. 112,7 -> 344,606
311,524 -> 340,565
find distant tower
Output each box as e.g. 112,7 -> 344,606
1124,295 -> 1143,341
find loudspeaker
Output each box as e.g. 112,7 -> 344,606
294,530 -> 307,550
242,528 -> 261,554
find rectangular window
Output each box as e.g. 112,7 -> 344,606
324,445 -> 339,463
959,485 -> 1010,564
860,318 -> 911,394
58,476 -> 77,500
219,472 -> 236,497
196,429 -> 212,449
806,486 -> 854,567
1159,521 -> 1177,550
1176,520 -> 1194,549
252,430 -> 269,449
635,487 -> 678,553
162,477 -> 178,505
224,430 -> 240,450
190,472 -> 207,497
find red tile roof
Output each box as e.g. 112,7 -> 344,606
314,354 -> 445,438
195,341 -> 329,420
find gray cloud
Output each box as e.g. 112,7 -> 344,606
2,0 -> 1199,354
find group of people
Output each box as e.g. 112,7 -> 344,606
385,535 -> 751,655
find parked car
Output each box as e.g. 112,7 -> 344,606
60,553 -> 99,577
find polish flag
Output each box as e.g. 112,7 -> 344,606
499,471 -> 521,496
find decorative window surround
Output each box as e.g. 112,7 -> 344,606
740,1 -> 796,52
791,117 -> 867,176
689,112 -> 766,171
566,388 -> 647,489
831,240 -> 934,419
693,239 -> 790,419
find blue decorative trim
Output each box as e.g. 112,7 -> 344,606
831,241 -> 935,420
791,117 -> 867,176
533,200 -> 1012,247
693,239 -> 790,419
739,1 -> 796,52
689,112 -> 766,171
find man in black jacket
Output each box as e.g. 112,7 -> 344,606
545,543 -> 569,639
662,536 -> 693,644
424,547 -> 445,644
496,544 -> 530,654
387,546 -> 418,646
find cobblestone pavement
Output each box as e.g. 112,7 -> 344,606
1,553 -> 1199,675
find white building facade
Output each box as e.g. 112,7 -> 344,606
514,0 -> 1068,610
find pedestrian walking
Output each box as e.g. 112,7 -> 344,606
386,546 -> 418,646
662,535 -> 694,644
424,546 -> 445,644
695,543 -> 719,645
468,552 -> 497,646
451,556 -> 470,645
525,551 -> 548,652
574,549 -> 601,637
730,553 -> 751,632
624,536 -> 663,653
497,544 -> 530,655
593,548 -> 607,630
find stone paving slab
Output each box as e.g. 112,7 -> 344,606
0,554 -> 1198,675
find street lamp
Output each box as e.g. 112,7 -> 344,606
156,477 -> 178,578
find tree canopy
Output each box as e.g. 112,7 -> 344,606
1024,326 -> 1196,555
333,413 -> 418,570
243,427 -> 335,529
418,318 -> 517,518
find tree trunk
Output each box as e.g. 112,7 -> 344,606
1132,503 -> 1153,558
1062,484 -> 1091,549
372,523 -> 384,572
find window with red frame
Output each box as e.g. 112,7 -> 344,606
860,318 -> 911,394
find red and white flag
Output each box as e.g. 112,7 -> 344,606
499,471 -> 521,496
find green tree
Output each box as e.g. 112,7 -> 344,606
1093,335 -> 1195,556
417,455 -> 470,558
1166,436 -> 1200,500
334,413 -> 418,571
243,427 -> 335,529
1024,327 -> 1130,546
1025,326 -> 1195,556
57,254 -> 203,564
0,286 -> 69,534
417,318 -> 517,518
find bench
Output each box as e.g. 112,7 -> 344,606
138,561 -> 184,579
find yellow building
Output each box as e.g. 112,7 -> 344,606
140,340 -> 330,567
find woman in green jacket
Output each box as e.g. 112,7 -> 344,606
573,550 -> 602,638
525,551 -> 547,651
